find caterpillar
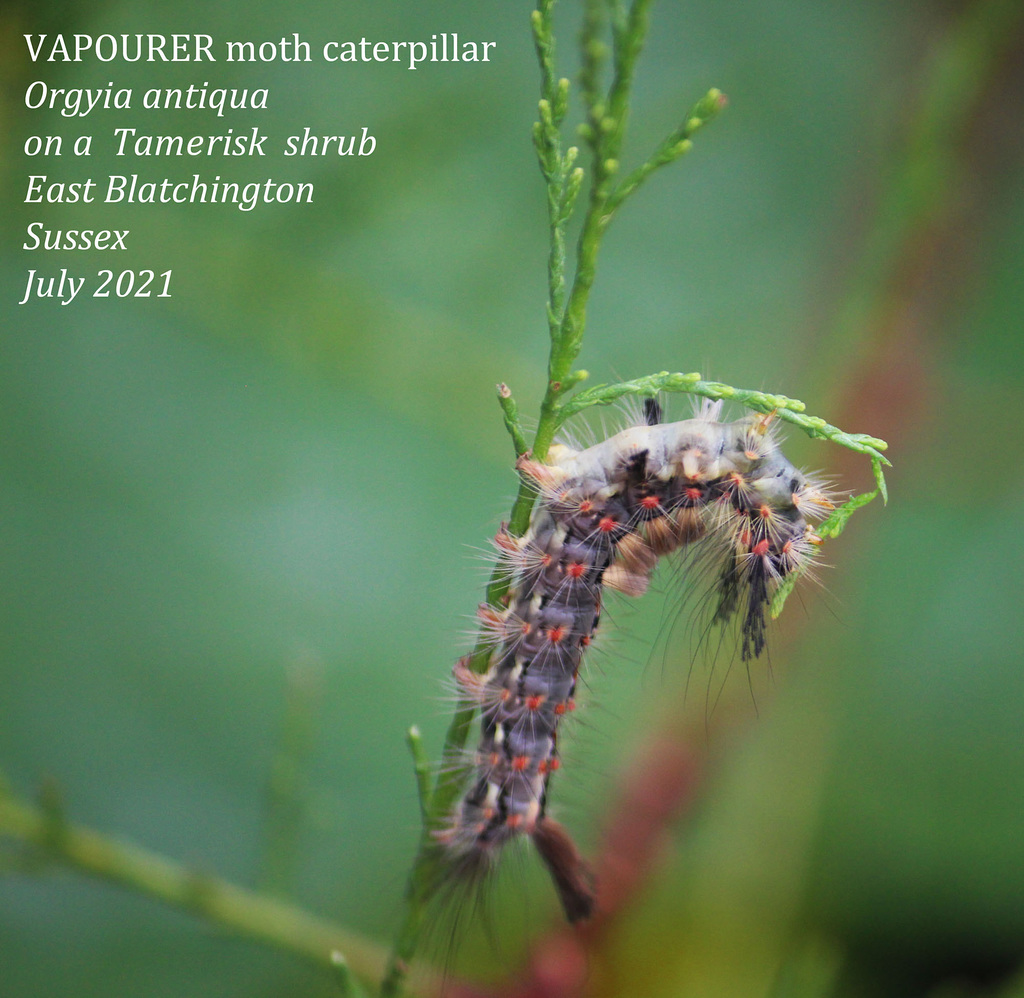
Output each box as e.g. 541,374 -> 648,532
440,399 -> 834,923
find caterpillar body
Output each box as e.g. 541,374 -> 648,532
442,402 -> 834,923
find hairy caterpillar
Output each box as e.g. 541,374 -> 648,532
441,399 -> 834,923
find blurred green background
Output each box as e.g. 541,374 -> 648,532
2,1 -> 1023,996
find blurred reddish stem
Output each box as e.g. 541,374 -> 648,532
442,738 -> 700,998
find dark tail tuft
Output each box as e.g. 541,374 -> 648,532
532,817 -> 597,923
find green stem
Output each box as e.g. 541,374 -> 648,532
604,0 -> 653,162
333,952 -> 372,998
406,726 -> 433,824
261,661 -> 320,897
558,371 -> 890,467
605,88 -> 726,215
0,792 -> 397,992
497,383 -> 530,459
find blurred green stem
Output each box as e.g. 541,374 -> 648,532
0,790 -> 393,991
261,660 -> 321,897
333,951 -> 372,998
